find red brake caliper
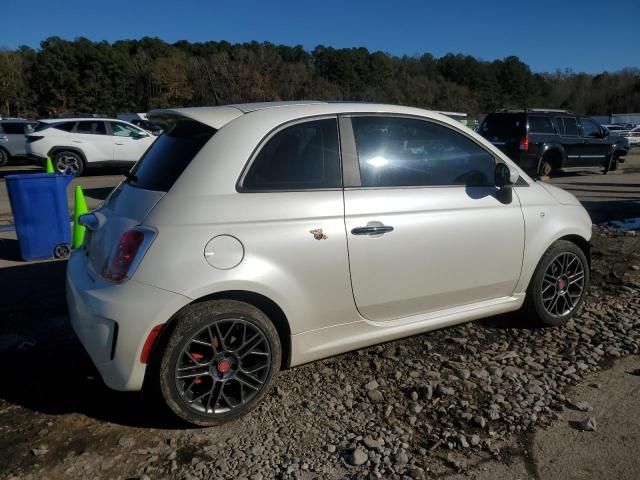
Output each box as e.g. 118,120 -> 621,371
191,353 -> 204,384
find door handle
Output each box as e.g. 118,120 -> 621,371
115,142 -> 125,145
0,135 -> 7,142
71,139 -> 82,143
351,225 -> 394,235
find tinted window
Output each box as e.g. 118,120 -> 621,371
480,113 -> 525,138
243,119 -> 341,190
352,116 -> 495,188
53,122 -> 76,132
528,116 -> 555,134
1,123 -> 27,134
558,117 -> 578,136
580,118 -> 601,138
75,121 -> 106,135
128,119 -> 215,192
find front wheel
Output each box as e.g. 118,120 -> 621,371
522,240 -> 589,326
0,148 -> 9,167
604,155 -> 619,174
157,300 -> 281,426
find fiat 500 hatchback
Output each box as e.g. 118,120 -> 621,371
67,102 -> 591,425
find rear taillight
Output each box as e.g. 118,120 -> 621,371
102,228 -> 155,282
519,135 -> 529,151
26,135 -> 43,143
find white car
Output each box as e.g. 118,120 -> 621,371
26,118 -> 156,175
67,101 -> 592,426
622,126 -> 640,146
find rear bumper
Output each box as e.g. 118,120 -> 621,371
66,251 -> 191,391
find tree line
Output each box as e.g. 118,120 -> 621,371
0,36 -> 638,118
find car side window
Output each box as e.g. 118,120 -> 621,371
242,118 -> 341,190
53,122 -> 76,132
110,122 -> 141,138
556,117 -> 579,137
75,121 -> 106,135
580,118 -> 601,138
528,116 -> 555,134
352,116 -> 495,188
1,123 -> 27,134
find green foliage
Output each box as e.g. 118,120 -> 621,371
1,37 -> 638,117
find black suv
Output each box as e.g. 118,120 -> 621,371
479,109 -> 630,176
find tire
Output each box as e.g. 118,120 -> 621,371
156,300 -> 281,426
53,150 -> 85,176
0,148 -> 9,167
538,159 -> 553,177
522,240 -> 589,326
605,155 -> 619,174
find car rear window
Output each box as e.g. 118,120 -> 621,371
127,119 -> 216,192
479,113 -> 525,138
1,122 -> 27,134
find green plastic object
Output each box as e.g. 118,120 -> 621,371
45,156 -> 55,173
72,185 -> 88,249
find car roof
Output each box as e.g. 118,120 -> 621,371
39,118 -> 133,123
149,101 -> 462,131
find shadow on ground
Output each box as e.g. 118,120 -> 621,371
0,259 -> 186,429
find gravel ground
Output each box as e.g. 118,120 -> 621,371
0,226 -> 639,480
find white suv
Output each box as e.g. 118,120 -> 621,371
26,118 -> 156,175
67,102 -> 592,425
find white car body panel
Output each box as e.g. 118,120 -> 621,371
65,102 -> 592,391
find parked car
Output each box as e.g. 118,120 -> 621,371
620,126 -> 640,147
0,119 -> 38,167
479,109 -> 629,176
26,118 -> 156,175
68,101 -> 592,426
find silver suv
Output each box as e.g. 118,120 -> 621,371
67,101 -> 592,425
0,119 -> 38,166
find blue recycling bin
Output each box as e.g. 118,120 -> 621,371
5,173 -> 74,261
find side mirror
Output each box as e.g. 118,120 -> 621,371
494,163 -> 514,204
494,163 -> 513,188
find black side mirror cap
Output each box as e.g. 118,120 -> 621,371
494,163 -> 512,188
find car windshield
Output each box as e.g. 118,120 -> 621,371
127,118 -> 216,192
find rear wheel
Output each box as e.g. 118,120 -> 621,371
0,148 -> 9,167
157,300 -> 281,426
522,240 -> 589,326
604,154 -> 619,174
53,150 -> 85,176
538,159 -> 553,177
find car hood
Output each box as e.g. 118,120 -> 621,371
538,182 -> 582,206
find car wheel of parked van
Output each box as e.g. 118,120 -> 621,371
53,150 -> 85,176
523,240 -> 589,326
157,300 -> 281,426
0,148 -> 8,167
538,159 -> 552,177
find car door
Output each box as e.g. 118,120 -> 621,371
341,115 -> 525,322
69,121 -> 113,163
554,116 -> 582,168
579,117 -> 609,167
1,122 -> 33,156
108,121 -> 154,162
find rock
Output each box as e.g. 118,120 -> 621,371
574,417 -> 597,432
118,436 -> 135,448
470,435 -> 481,447
367,390 -> 384,403
567,399 -> 593,412
326,444 -> 336,453
363,437 -> 382,450
455,369 -> 471,381
30,445 -> 48,456
395,451 -> 409,465
349,447 -> 368,466
457,434 -> 469,448
473,416 -> 487,428
438,385 -> 455,396
629,369 -> 640,376
365,380 -> 379,391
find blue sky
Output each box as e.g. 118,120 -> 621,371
1,0 -> 637,73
